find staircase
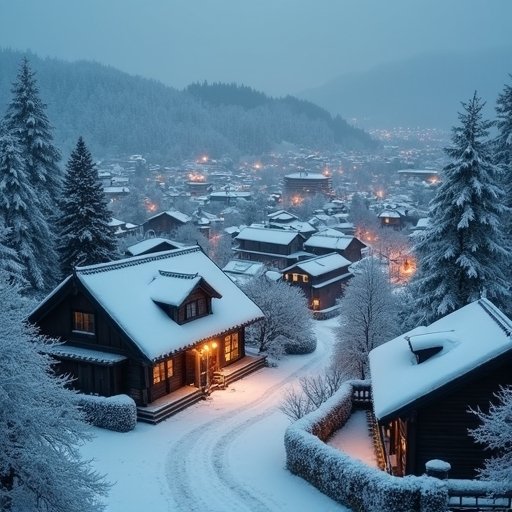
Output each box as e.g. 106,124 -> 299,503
137,389 -> 204,424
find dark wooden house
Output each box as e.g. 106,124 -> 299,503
234,226 -> 311,270
378,209 -> 405,230
281,253 -> 352,311
29,246 -> 263,414
142,209 -> 192,237
369,299 -> 512,479
303,229 -> 366,262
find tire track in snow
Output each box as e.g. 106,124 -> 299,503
165,322 -> 336,512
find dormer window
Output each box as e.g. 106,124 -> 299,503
185,298 -> 207,320
72,311 -> 95,334
406,331 -> 457,364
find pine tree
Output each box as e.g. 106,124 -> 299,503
57,137 -> 118,275
3,57 -> 62,211
3,57 -> 62,289
408,93 -> 510,325
495,76 -> 512,283
0,130 -> 58,290
0,274 -> 109,511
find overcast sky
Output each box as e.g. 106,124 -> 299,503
1,0 -> 511,95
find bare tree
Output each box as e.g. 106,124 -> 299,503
333,258 -> 399,380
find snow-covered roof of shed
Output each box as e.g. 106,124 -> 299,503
223,260 -> 265,276
74,247 -> 263,361
267,210 -> 298,221
126,237 -> 183,256
304,231 -> 356,251
283,253 -> 351,276
369,299 -> 512,422
285,172 -> 328,180
235,226 -> 301,245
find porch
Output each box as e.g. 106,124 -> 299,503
137,354 -> 266,424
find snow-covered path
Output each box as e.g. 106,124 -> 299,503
82,318 -> 350,512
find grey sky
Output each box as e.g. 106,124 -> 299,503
1,0 -> 511,95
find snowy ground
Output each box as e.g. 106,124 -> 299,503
82,318 -> 351,512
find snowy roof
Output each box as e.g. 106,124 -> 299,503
282,253 -> 351,277
146,209 -> 191,224
285,172 -> 328,180
148,271 -> 213,307
304,231 -> 357,251
72,247 -> 263,361
47,345 -> 127,365
414,218 -> 430,229
369,299 -> 512,422
109,218 -> 126,227
222,260 -> 265,276
126,237 -> 183,256
235,226 -> 302,245
378,209 -> 402,219
267,210 -> 298,222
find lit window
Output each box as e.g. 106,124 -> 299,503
312,299 -> 320,310
224,333 -> 239,362
166,359 -> 174,379
72,311 -> 95,334
303,275 -> 309,283
292,273 -> 299,282
153,362 -> 165,384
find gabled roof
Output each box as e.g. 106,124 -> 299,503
267,210 -> 299,222
235,226 -> 303,245
32,247 -> 263,362
148,270 -> 221,307
304,231 -> 362,251
369,299 -> 512,423
145,209 -> 192,224
378,209 -> 402,219
126,237 -> 183,256
282,253 -> 351,277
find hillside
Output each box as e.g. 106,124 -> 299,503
0,49 -> 375,161
300,47 -> 512,129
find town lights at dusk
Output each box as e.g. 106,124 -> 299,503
188,173 -> 206,182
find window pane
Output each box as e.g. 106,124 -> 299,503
72,311 -> 95,333
166,359 -> 174,379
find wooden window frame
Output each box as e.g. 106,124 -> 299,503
224,332 -> 239,363
72,311 -> 95,335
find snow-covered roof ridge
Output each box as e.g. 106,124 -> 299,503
370,298 -> 512,422
158,270 -> 198,280
76,246 -> 201,275
282,252 -> 351,276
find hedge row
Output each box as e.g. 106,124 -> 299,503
284,380 -> 449,512
75,394 -> 137,432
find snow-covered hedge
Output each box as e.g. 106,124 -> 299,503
76,394 -> 137,432
284,334 -> 317,355
284,380 -> 448,512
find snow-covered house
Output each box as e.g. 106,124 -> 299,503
369,299 -> 512,479
303,229 -> 367,262
142,209 -> 192,237
234,226 -> 312,270
29,247 -> 264,421
125,237 -> 184,257
282,253 -> 352,311
377,208 -> 404,229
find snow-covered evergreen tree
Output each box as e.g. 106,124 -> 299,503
333,258 -> 399,379
469,386 -> 512,488
408,93 -> 510,326
3,57 -> 62,212
0,222 -> 26,289
0,274 -> 109,511
57,137 -> 118,275
495,76 -> 512,284
0,130 -> 58,291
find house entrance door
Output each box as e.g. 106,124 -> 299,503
198,342 -> 219,392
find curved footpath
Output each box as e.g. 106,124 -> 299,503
82,318 -> 350,512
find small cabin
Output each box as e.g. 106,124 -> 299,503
282,253 -> 352,311
29,247 -> 263,413
142,209 -> 192,237
369,299 -> 512,479
304,229 -> 366,262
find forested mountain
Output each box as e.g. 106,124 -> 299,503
300,47 -> 512,129
0,49 -> 375,161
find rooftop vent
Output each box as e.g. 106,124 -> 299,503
406,331 -> 457,364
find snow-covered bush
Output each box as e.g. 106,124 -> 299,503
284,380 -> 449,512
76,394 -> 137,432
284,332 -> 317,354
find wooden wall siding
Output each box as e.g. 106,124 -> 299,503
58,360 -> 124,397
240,240 -> 292,255
410,358 -> 512,479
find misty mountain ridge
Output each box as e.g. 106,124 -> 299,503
300,47 -> 512,129
0,49 -> 374,161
